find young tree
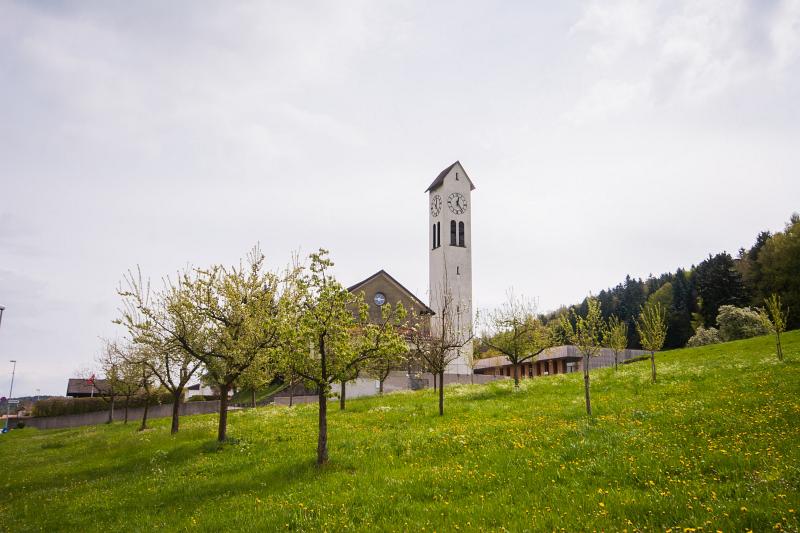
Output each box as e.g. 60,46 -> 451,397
95,343 -> 124,424
636,302 -> 667,383
237,358 -> 277,408
337,366 -> 360,411
289,250 -> 406,465
122,248 -> 289,442
176,249 -> 289,442
136,359 -> 157,431
360,299 -> 409,395
118,268 -> 210,434
480,291 -> 554,388
116,355 -> 144,424
559,297 -> 604,416
603,315 -> 628,370
762,293 -> 789,361
464,343 -> 482,385
409,283 -> 473,416
367,352 -> 399,394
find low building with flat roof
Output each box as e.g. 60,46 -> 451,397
474,345 -> 652,378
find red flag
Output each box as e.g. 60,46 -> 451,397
87,374 -> 95,385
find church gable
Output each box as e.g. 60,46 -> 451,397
424,161 -> 476,193
347,270 -> 433,323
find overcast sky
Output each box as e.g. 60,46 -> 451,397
1,1 -> 799,396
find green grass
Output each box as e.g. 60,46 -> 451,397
2,333 -> 799,532
230,382 -> 287,404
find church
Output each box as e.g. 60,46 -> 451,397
350,161 -> 475,374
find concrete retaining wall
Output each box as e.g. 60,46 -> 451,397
274,395 -> 318,406
273,372 -> 506,407
21,400 -> 221,430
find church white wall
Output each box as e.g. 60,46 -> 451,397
428,162 -> 474,375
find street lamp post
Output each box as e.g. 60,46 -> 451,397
4,360 -> 17,432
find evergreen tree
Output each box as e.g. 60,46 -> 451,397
667,269 -> 693,348
694,253 -> 747,327
620,275 -> 646,347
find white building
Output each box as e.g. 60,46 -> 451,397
427,161 -> 475,375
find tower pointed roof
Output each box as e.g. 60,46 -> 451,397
424,161 -> 476,193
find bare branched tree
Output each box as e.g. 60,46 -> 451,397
409,283 -> 473,416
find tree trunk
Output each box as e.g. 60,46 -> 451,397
614,351 -> 619,371
317,389 -> 328,465
438,371 -> 444,416
433,372 -> 437,391
650,351 -> 657,383
776,332 -> 783,361
513,362 -> 519,388
124,396 -> 130,424
139,400 -> 149,431
289,383 -> 294,407
107,397 -> 115,424
339,381 -> 346,410
379,378 -> 384,394
252,389 -> 257,408
217,383 -> 229,442
583,356 -> 592,416
170,396 -> 180,434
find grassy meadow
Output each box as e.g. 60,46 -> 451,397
1,332 -> 799,532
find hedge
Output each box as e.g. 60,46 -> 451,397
32,391 -> 175,418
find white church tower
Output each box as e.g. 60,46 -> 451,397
427,161 -> 475,375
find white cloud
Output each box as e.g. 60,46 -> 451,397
571,0 -> 654,64
568,0 -> 800,119
565,79 -> 649,124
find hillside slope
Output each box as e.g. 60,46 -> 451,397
1,333 -> 799,531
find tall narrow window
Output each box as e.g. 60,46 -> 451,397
458,221 -> 465,247
450,220 -> 456,245
436,222 -> 441,248
432,224 -> 436,249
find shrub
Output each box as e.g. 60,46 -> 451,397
687,327 -> 722,347
716,305 -> 770,342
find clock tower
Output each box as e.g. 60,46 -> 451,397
426,161 -> 475,375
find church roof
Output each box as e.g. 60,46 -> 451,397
425,161 -> 476,193
347,270 -> 435,315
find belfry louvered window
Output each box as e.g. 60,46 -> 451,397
458,221 -> 465,247
450,220 -> 456,245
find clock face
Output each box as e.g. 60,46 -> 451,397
447,192 -> 468,214
374,292 -> 386,306
430,195 -> 442,217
